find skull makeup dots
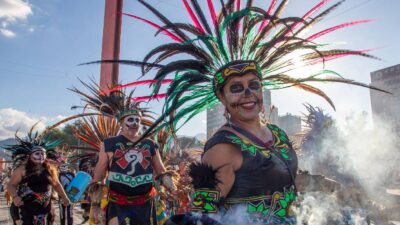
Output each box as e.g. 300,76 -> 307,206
31,147 -> 46,163
124,115 -> 142,129
60,163 -> 69,172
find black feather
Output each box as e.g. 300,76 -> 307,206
78,59 -> 164,68
154,59 -> 208,81
189,162 -> 220,189
190,0 -> 212,34
155,23 -> 203,37
137,0 -> 189,41
143,43 -> 212,70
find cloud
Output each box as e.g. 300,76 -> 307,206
0,27 -> 15,37
0,108 -> 67,140
0,0 -> 33,38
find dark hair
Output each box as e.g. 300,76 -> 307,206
25,157 -> 58,186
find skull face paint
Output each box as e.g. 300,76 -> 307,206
30,147 -> 46,164
122,114 -> 142,132
220,73 -> 263,121
59,163 -> 69,173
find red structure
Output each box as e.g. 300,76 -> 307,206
100,0 -> 123,90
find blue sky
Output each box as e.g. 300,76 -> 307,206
0,0 -> 399,139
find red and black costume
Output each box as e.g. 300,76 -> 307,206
104,135 -> 158,225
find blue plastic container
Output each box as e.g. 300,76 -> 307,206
66,171 -> 92,202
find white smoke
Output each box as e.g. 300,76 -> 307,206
297,111 -> 399,224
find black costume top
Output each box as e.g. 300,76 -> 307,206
204,123 -> 298,222
104,135 -> 157,196
19,168 -> 52,215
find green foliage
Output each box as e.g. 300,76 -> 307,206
45,120 -> 83,147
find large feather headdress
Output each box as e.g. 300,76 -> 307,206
115,0 -> 389,137
3,124 -> 62,164
70,80 -> 155,123
67,115 -> 120,164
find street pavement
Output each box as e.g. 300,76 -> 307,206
0,194 -> 89,225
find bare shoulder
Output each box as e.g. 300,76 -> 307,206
13,165 -> 25,176
203,143 -> 242,171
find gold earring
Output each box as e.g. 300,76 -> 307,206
224,109 -> 232,127
260,107 -> 268,125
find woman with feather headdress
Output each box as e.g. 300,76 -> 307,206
5,127 -> 71,225
114,0 -> 390,224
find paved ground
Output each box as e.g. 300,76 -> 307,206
0,194 -> 89,225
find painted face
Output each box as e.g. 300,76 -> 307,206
59,163 -> 69,172
121,114 -> 142,132
30,148 -> 46,164
219,73 -> 263,122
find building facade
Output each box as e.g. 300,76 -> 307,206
278,113 -> 302,136
370,64 -> 400,136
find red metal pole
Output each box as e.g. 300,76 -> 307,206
100,0 -> 123,90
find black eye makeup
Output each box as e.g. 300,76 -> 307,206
127,118 -> 135,122
248,80 -> 261,91
229,83 -> 245,93
228,80 -> 261,94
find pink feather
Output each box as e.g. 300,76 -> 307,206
207,0 -> 217,27
302,0 -> 329,20
123,13 -> 183,43
131,93 -> 167,102
236,0 -> 241,32
308,49 -> 374,65
258,0 -> 277,32
236,0 -> 241,11
307,20 -> 371,41
103,79 -> 173,95
285,0 -> 329,36
183,0 -> 205,34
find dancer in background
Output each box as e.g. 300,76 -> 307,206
58,161 -> 75,225
71,83 -> 177,225
5,130 -> 71,225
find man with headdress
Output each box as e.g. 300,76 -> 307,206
71,84 -> 177,225
116,0 -> 389,224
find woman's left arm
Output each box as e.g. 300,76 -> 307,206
52,180 -> 71,206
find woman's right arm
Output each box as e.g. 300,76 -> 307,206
202,143 -> 242,197
189,143 -> 242,213
7,167 -> 24,206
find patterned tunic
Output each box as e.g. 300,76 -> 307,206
204,124 -> 298,224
